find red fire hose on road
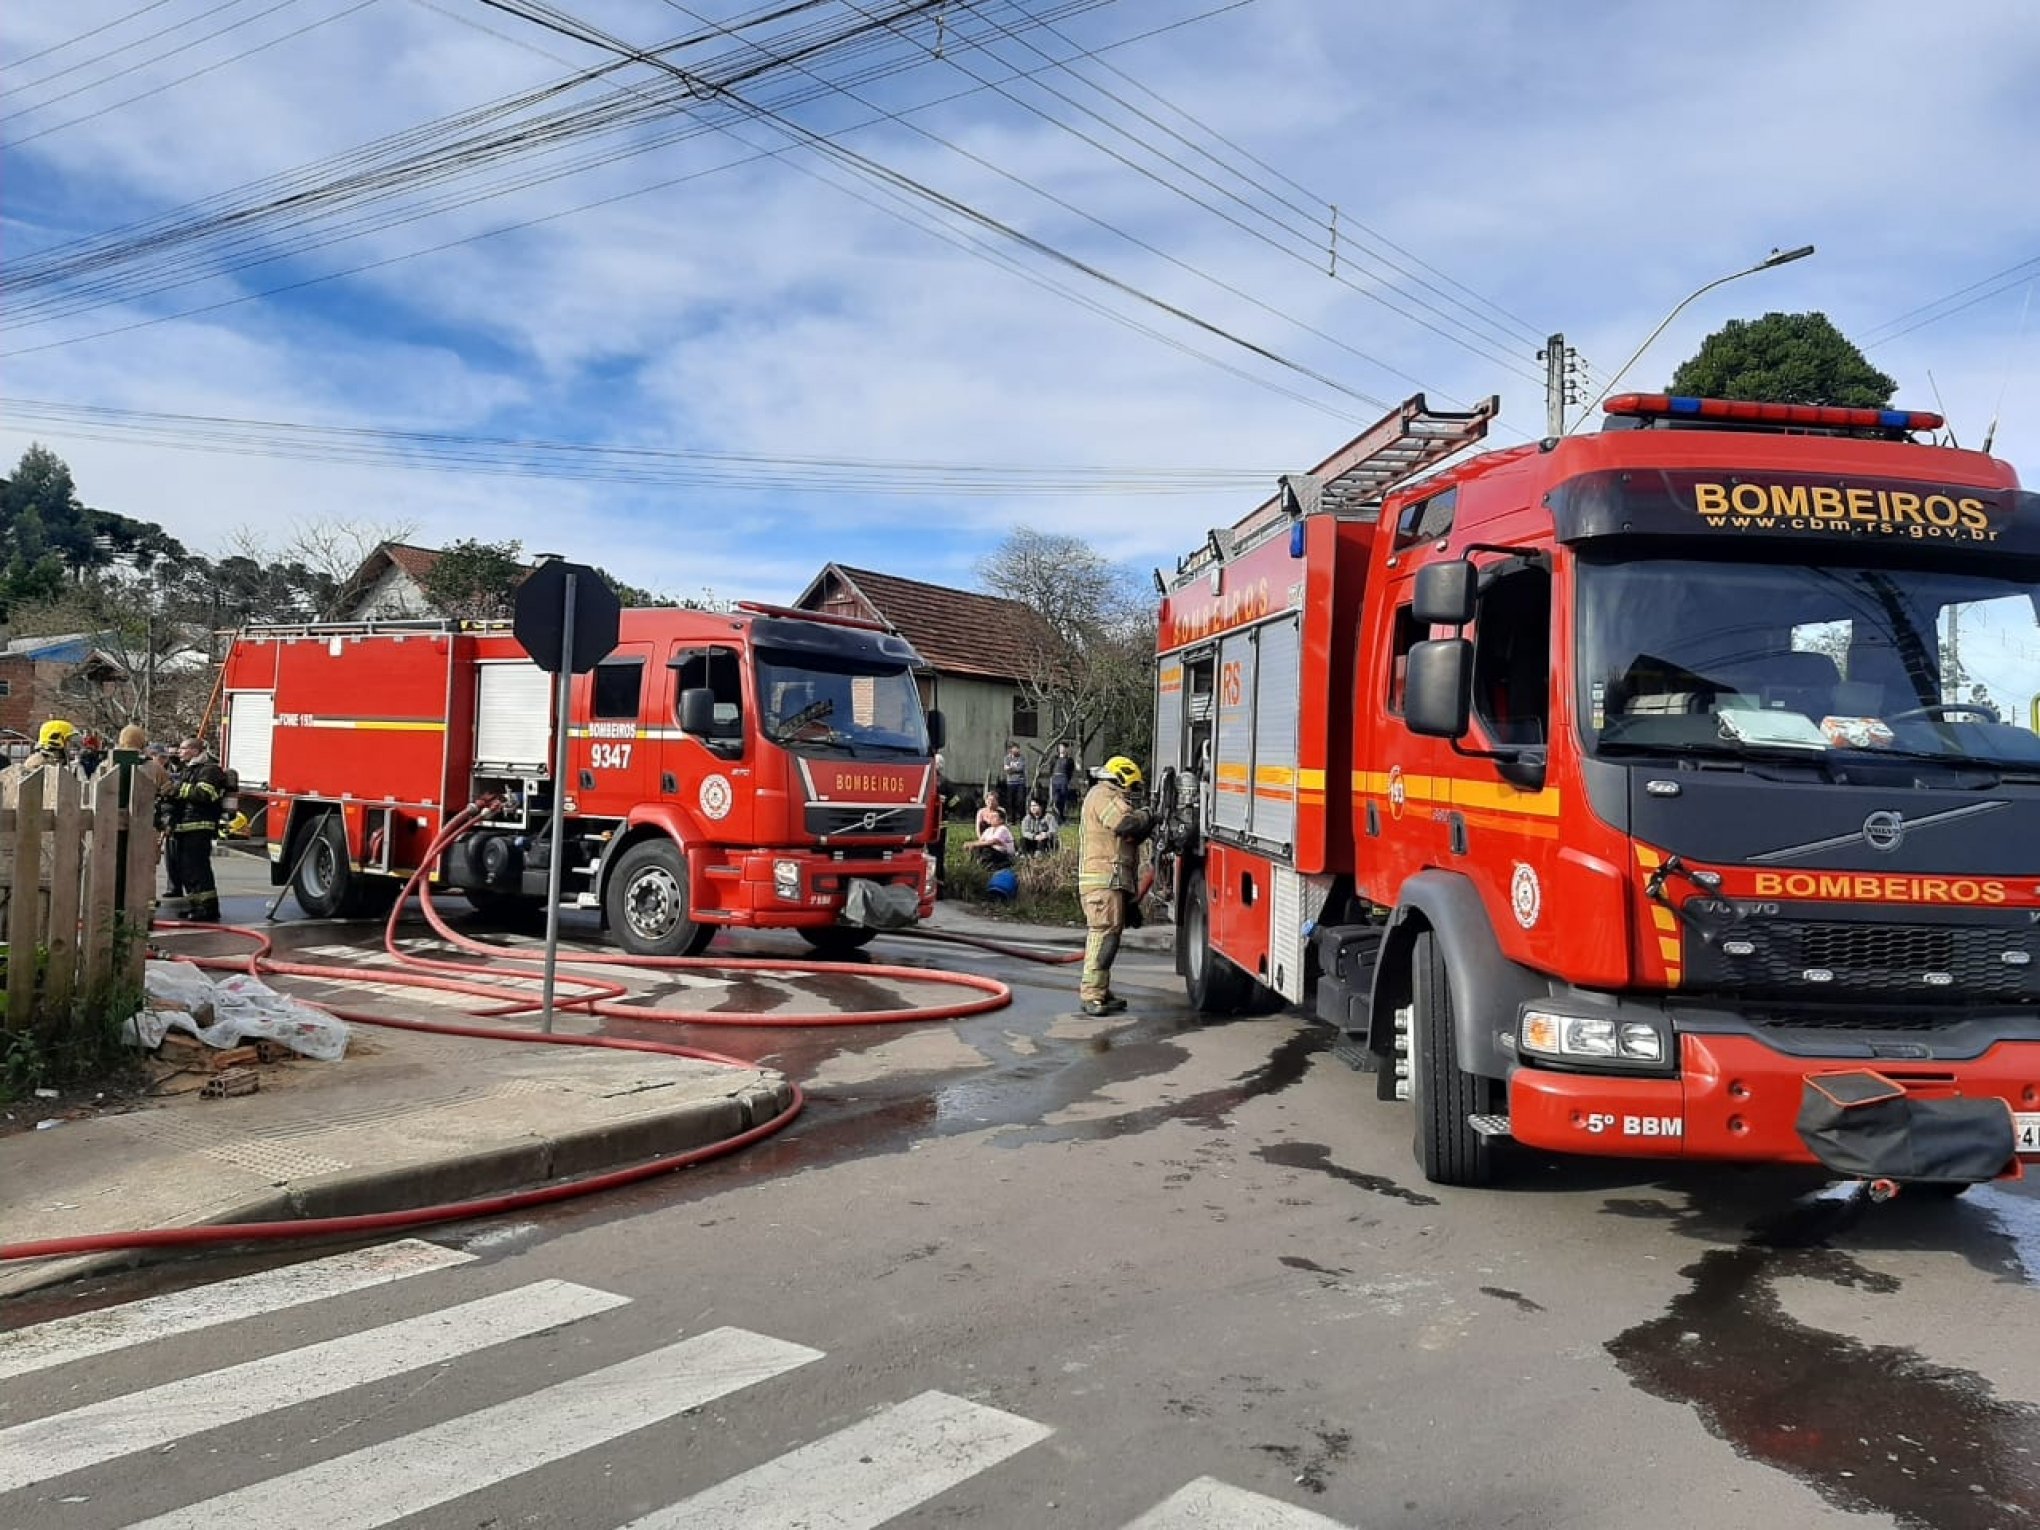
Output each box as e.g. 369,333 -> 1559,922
0,802 -> 1028,1267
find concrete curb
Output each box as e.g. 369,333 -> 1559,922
0,1082 -> 796,1298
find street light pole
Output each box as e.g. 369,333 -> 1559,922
1568,245 -> 1815,433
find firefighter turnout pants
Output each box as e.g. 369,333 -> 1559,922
1080,888 -> 1126,1004
168,830 -> 218,920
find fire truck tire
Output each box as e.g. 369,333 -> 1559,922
799,926 -> 878,957
605,839 -> 711,958
291,815 -> 355,920
1182,872 -> 1253,1015
1410,930 -> 1493,1188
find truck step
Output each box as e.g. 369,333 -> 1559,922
1467,1114 -> 1513,1140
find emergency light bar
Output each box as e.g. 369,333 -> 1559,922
1603,394 -> 1944,433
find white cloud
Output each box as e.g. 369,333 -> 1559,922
3,0 -> 2037,592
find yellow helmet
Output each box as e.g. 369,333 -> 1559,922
37,719 -> 76,752
1101,755 -> 1143,790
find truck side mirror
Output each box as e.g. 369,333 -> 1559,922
679,687 -> 715,737
925,707 -> 946,751
1404,638 -> 1472,738
1413,559 -> 1476,626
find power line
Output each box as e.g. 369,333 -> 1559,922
958,0 -> 1547,370
2,0 -> 185,73
2,0 -> 381,151
472,0 -> 1390,411
0,0 -> 316,130
666,0 -> 1433,399
1860,252 -> 2040,348
0,0 -> 1066,312
0,397 -> 1281,495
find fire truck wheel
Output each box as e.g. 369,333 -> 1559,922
1409,930 -> 1494,1188
290,815 -> 355,920
1182,872 -> 1253,1015
604,839 -> 708,958
799,926 -> 878,957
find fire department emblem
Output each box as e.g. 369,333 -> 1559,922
699,774 -> 733,821
1510,862 -> 1542,929
1387,765 -> 1406,820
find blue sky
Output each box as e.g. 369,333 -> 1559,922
3,0 -> 2038,606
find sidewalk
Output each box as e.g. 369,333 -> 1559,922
0,1014 -> 791,1299
0,856 -> 1144,1299
920,896 -> 1174,953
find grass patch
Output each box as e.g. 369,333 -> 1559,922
943,825 -> 1084,925
0,918 -> 149,1103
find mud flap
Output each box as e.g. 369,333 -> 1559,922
844,878 -> 918,930
1796,1070 -> 2016,1183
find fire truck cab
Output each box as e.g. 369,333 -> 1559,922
222,603 -> 942,956
1155,393 -> 2040,1188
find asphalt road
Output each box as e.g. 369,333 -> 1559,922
4,869 -> 2038,1529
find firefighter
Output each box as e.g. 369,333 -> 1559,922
32,718 -> 76,766
1076,754 -> 1152,1016
165,735 -> 230,921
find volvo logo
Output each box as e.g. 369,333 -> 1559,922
862,811 -> 880,831
1862,810 -> 1906,853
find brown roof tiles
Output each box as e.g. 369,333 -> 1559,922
795,564 -> 1050,682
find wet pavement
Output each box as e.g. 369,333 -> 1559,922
8,873 -> 2040,1526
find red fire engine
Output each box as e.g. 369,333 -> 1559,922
221,603 -> 941,955
1153,392 -> 2040,1188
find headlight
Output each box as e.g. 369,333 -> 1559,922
1521,1006 -> 1667,1065
773,859 -> 801,900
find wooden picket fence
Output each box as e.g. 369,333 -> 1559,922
0,764 -> 158,1031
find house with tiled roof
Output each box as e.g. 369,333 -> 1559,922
330,542 -> 450,620
792,564 -> 1064,793
331,542 -> 543,621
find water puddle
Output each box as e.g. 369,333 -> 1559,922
1609,1233 -> 2040,1527
1255,1141 -> 1440,1207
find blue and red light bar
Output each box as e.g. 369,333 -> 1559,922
1604,394 -> 1943,432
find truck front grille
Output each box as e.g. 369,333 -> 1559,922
1682,913 -> 2038,1002
805,803 -> 920,837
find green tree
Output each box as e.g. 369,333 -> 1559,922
1668,311 -> 1895,408
424,538 -> 528,619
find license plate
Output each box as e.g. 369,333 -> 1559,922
2018,1114 -> 2040,1156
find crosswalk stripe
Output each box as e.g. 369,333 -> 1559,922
125,1326 -> 823,1530
1124,1476 -> 1355,1529
0,1279 -> 626,1495
627,1389 -> 1053,1530
0,1239 -> 473,1383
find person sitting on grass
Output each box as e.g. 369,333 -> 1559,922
975,787 -> 1002,837
1017,797 -> 1059,856
973,805 -> 1015,868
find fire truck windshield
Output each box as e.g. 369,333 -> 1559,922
756,648 -> 929,756
1575,554 -> 2040,772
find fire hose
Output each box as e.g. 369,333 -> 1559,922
0,800 -> 1026,1265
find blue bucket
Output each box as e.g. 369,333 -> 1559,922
986,869 -> 1019,901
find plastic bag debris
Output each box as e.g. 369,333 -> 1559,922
844,877 -> 918,930
135,961 -> 349,1061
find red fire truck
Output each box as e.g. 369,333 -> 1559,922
1153,392 -> 2040,1188
220,603 -> 941,955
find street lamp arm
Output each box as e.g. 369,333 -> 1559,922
1567,245 -> 1815,433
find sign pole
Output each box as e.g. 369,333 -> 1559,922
539,570 -> 577,1033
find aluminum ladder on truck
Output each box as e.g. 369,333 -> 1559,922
1177,392 -> 1501,577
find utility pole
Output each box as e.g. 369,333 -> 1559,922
1540,333 -> 1581,438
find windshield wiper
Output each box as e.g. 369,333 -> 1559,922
1595,738 -> 1833,771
